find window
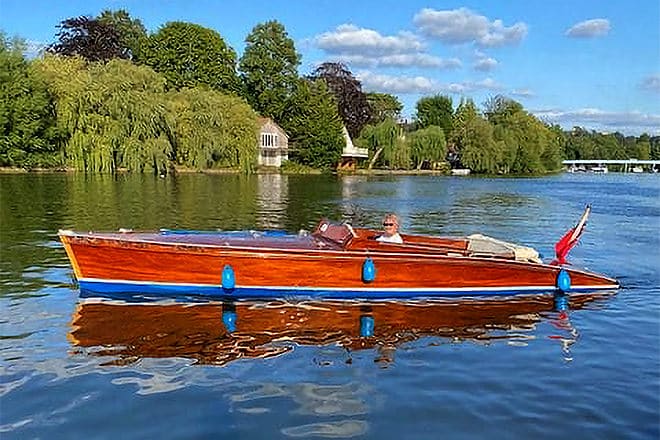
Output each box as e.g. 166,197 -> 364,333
261,132 -> 281,148
262,133 -> 281,148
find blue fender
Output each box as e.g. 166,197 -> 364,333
222,310 -> 237,333
360,315 -> 375,337
222,265 -> 236,290
362,258 -> 376,283
556,269 -> 571,292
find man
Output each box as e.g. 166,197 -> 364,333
377,213 -> 403,244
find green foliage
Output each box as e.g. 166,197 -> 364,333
541,125 -> 564,171
238,20 -> 300,122
415,95 -> 453,138
33,55 -> 171,172
650,136 -> 660,160
452,100 -> 500,173
139,22 -> 240,94
167,88 -> 258,172
0,36 -> 60,168
483,95 -> 560,174
408,125 -> 447,169
358,118 -> 408,169
97,9 -> 147,60
366,92 -> 403,124
48,16 -> 129,62
279,160 -> 319,174
309,62 -> 371,139
281,79 -> 344,169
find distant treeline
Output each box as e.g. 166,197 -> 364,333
1,11 -> 658,174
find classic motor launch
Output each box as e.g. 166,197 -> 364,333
59,208 -> 618,299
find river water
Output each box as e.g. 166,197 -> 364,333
1,172 -> 658,439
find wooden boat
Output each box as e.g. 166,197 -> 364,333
58,208 -> 618,299
69,294 -> 610,366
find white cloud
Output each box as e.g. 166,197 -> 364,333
357,71 -> 438,94
511,88 -> 535,98
533,108 -> 660,135
315,24 -> 463,70
639,74 -> 660,93
473,51 -> 498,71
331,53 -> 461,69
470,77 -> 503,91
565,19 -> 611,38
315,24 -> 424,55
413,8 -> 527,47
356,71 -> 504,95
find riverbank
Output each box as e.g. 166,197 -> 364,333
0,166 -> 451,176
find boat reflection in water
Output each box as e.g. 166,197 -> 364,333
69,291 -> 614,366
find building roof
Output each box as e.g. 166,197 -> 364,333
341,126 -> 368,158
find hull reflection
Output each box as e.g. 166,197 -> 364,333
69,292 -> 613,366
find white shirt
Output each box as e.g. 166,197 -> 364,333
377,233 -> 403,244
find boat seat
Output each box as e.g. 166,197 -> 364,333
312,219 -> 355,248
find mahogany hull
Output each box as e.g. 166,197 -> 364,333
59,230 -> 619,299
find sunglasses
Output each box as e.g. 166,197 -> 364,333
383,222 -> 396,227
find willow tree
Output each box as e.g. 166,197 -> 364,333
408,125 -> 446,169
33,55 -> 171,172
167,88 -> 258,172
458,118 -> 500,174
483,96 -> 550,173
451,99 -> 500,174
358,118 -> 407,169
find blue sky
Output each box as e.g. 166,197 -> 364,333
1,0 -> 659,135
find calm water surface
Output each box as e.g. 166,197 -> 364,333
1,172 -> 658,439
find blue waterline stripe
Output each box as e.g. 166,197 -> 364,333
78,278 -> 618,299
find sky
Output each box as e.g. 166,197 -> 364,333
1,0 -> 659,135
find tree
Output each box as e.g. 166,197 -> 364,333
357,118 -> 407,169
34,55 -> 171,173
408,126 -> 446,169
452,99 -> 500,173
484,95 -> 558,174
139,22 -> 241,93
635,134 -> 651,160
97,9 -> 147,60
415,95 -> 453,138
47,16 -> 128,62
484,95 -> 524,124
0,35 -> 60,167
238,21 -> 300,122
366,92 -> 403,124
309,62 -> 371,139
281,79 -> 344,169
650,136 -> 660,160
167,88 -> 258,172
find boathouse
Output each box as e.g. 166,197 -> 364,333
338,126 -> 369,170
258,117 -> 289,167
